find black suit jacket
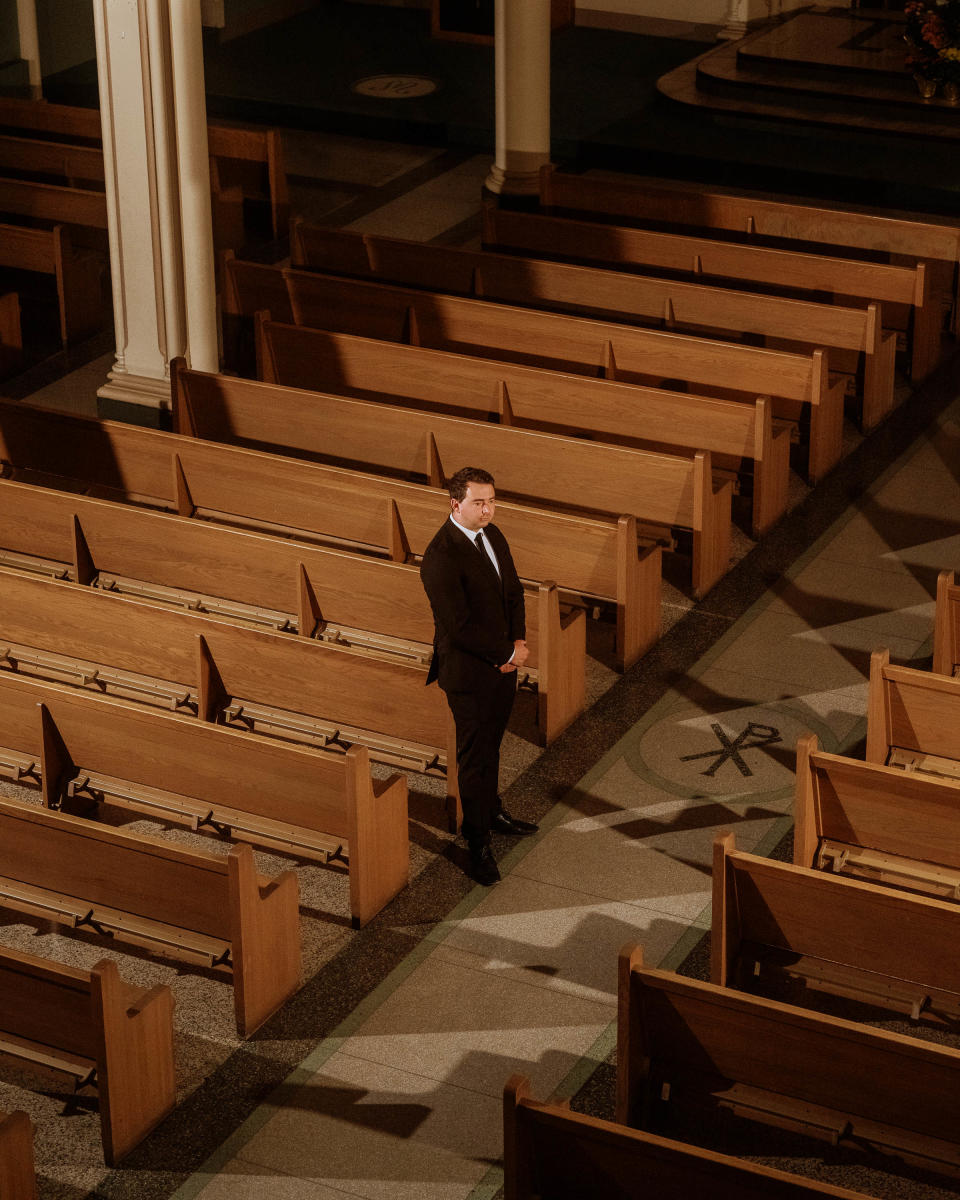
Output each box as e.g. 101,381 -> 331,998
420,518 -> 525,693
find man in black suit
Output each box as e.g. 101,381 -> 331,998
420,466 -> 539,885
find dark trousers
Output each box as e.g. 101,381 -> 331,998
444,670 -> 517,848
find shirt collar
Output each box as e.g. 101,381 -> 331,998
449,513 -> 483,543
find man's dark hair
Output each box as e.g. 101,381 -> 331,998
448,467 -> 495,502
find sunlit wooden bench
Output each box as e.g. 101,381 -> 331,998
539,165 -> 960,363
867,648 -> 960,784
291,218 -> 898,431
617,943 -> 960,1177
0,398 -> 656,671
225,270 -> 791,537
794,730 -> 960,901
0,669 -> 408,928
253,318 -> 734,597
0,948 -> 174,1165
504,1074 -> 870,1200
0,547 -> 458,823
714,830 -> 960,1021
223,254 -> 845,483
0,795 -> 299,1036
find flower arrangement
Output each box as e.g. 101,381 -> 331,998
904,0 -> 960,84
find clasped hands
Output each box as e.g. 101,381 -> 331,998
500,639 -> 529,674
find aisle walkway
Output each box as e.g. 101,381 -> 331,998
174,373 -> 960,1200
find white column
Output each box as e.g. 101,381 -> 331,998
169,0 -> 218,373
15,0 -> 42,94
93,0 -> 218,418
485,0 -> 552,197
717,0 -> 751,41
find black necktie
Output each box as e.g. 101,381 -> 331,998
475,530 -> 498,576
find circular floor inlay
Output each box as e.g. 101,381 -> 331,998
352,74 -> 438,99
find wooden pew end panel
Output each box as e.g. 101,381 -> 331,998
347,747 -> 409,929
227,843 -> 302,1038
91,959 -> 175,1165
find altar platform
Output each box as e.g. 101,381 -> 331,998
659,7 -> 960,144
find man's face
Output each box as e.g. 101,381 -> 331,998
451,481 -> 496,532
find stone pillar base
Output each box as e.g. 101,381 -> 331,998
484,162 -> 542,197
716,21 -> 748,41
97,368 -> 170,426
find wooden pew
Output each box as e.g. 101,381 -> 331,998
207,125 -> 289,239
0,795 -> 299,1037
290,219 -> 897,431
0,96 -> 101,142
0,399 -> 656,671
0,132 -> 105,186
0,176 -> 108,232
0,486 -> 582,747
713,831 -> 960,1021
251,321 -> 734,597
481,202 -> 930,393
0,541 -> 458,798
503,1074 -> 869,1200
0,222 -> 105,343
0,1110 -> 37,1200
0,97 -> 287,240
539,165 -> 960,348
793,731 -> 960,900
227,271 -> 791,538
0,947 -> 174,1165
934,568 -> 960,678
617,943 -> 960,1176
227,257 -> 844,484
0,489 -> 457,799
867,648 -> 960,782
0,669 -> 407,928
0,292 -> 21,376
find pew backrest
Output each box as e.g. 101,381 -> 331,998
793,731 -> 960,896
616,943 -> 960,1167
0,398 -> 659,669
504,1073 -> 869,1200
712,830 -> 960,1014
0,668 -> 408,926
0,795 -> 299,1037
867,647 -> 960,769
0,176 -> 108,230
540,166 -> 960,272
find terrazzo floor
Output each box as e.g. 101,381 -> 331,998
0,132 -> 958,1200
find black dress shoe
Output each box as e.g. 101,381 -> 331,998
469,843 -> 501,886
491,809 -> 539,836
